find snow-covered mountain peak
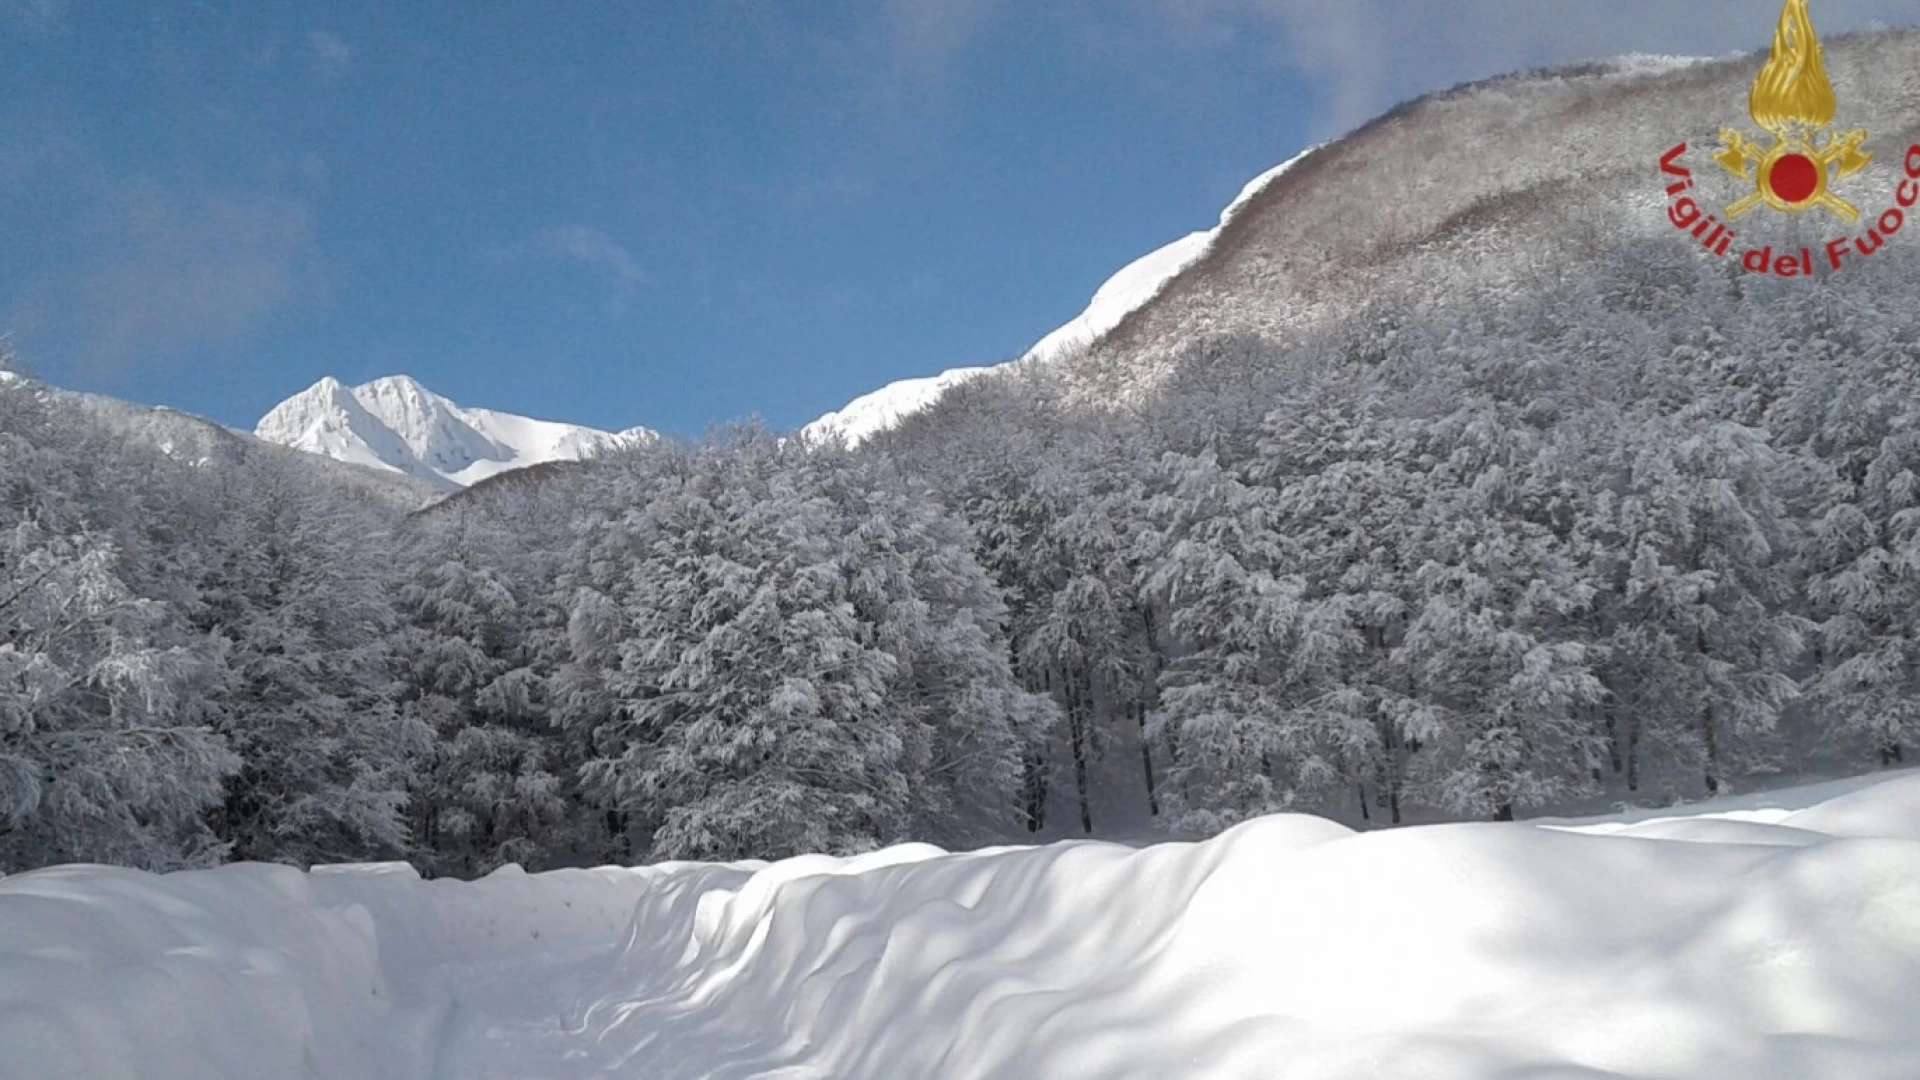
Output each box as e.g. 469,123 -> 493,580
255,376 -> 652,490
348,375 -> 508,472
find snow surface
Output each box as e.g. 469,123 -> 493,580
7,769 -> 1920,1080
800,145 -> 1322,446
254,375 -> 653,490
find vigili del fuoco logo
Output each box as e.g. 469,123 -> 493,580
1659,0 -> 1920,277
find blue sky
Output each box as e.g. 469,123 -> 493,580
3,1 -> 1913,436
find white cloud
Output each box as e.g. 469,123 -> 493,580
4,180 -> 322,376
521,225 -> 648,301
308,28 -> 353,75
1147,0 -> 1916,133
881,0 -> 1002,83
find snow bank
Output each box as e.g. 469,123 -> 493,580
0,863 -> 394,1080
6,774 -> 1920,1080
556,789 -> 1920,1080
0,862 -> 659,1080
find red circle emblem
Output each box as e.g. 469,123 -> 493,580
1768,154 -> 1821,204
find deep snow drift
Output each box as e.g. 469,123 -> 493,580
5,773 -> 1920,1080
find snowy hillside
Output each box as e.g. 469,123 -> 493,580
800,147 -> 1321,445
814,30 -> 1920,440
1022,145 -> 1322,364
800,365 -> 998,444
256,375 -> 653,490
3,371 -> 441,509
6,770 -> 1920,1080
1052,32 -> 1920,396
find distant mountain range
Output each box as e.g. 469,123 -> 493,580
250,147 -> 1327,477
253,375 -> 655,491
236,37 -> 1868,482
2,368 -> 443,508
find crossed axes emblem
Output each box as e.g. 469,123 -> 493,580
1713,126 -> 1872,222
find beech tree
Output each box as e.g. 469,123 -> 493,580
565,429 -> 1041,861
0,373 -> 236,871
192,457 -> 426,865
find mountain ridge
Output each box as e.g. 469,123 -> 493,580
1056,34 -> 1920,397
2,370 -> 443,509
800,145 -> 1325,445
254,375 -> 654,491
213,35 -> 1920,469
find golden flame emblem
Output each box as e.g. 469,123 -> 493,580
1713,0 -> 1870,222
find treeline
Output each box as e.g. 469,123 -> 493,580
878,230 -> 1920,832
2,360 -> 1046,874
7,222 -> 1920,876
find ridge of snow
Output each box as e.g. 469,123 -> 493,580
255,376 -> 654,489
1022,143 -> 1323,365
1602,52 -> 1715,75
799,366 -> 998,445
6,770 -> 1920,1079
801,145 -> 1323,446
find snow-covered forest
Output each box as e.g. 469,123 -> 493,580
8,210 -> 1920,876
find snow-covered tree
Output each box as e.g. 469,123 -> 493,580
395,506 -> 570,875
0,376 -> 236,872
1787,310 -> 1920,767
1144,447 -> 1342,832
192,457 -> 426,865
797,444 -> 1051,842
1593,417 -> 1804,796
565,428 -> 1042,861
